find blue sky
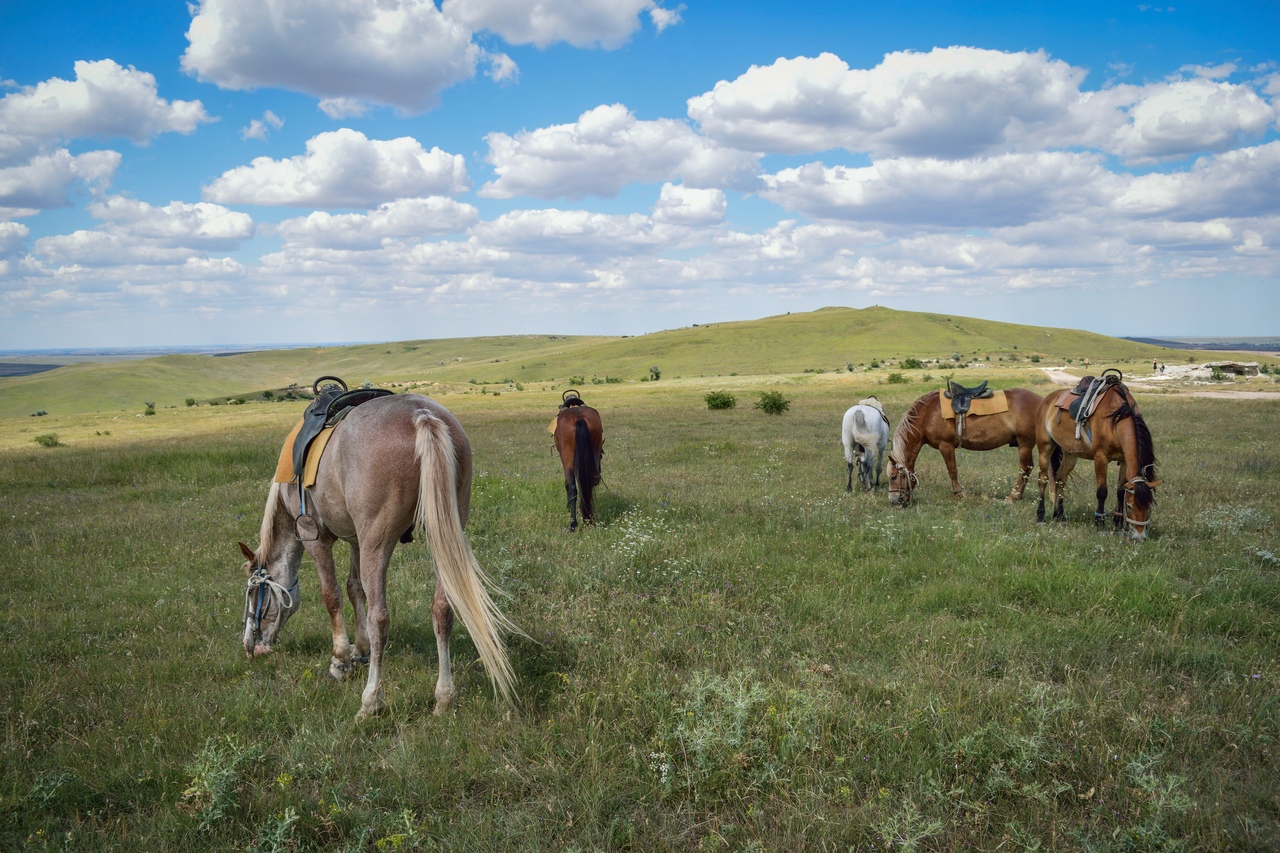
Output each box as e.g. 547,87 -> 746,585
1,0 -> 1277,349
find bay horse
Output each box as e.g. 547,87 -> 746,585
239,393 -> 519,719
887,387 -> 1043,507
552,390 -> 604,531
842,398 -> 889,492
1035,371 -> 1160,540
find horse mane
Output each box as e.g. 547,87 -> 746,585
1108,388 -> 1158,508
890,391 -> 934,463
255,480 -> 284,563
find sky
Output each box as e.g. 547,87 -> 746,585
1,0 -> 1278,350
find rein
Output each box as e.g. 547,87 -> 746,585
243,565 -> 299,646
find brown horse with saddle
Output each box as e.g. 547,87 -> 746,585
552,389 -> 604,531
1035,369 -> 1160,540
888,380 -> 1043,507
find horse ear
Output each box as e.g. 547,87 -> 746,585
1146,479 -> 1163,489
239,541 -> 256,562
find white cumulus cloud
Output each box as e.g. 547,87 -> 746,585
182,0 -> 478,115
203,129 -> 470,208
688,48 -> 1085,159
0,59 -> 211,163
441,0 -> 677,48
275,197 -> 480,249
480,103 -> 759,199
652,183 -> 726,226
0,149 -> 121,217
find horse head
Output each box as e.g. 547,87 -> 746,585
1120,474 -> 1161,541
887,456 -> 917,507
239,541 -> 301,657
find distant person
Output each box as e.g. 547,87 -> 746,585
1153,359 -> 1158,371
1160,363 -> 1166,374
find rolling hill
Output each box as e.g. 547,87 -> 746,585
0,306 -> 1203,419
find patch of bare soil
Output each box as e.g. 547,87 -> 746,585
1038,366 -> 1280,400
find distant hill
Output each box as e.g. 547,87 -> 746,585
1123,336 -> 1280,353
0,305 -> 1216,420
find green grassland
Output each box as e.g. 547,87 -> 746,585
0,306 -> 1233,421
2,362 -> 1278,850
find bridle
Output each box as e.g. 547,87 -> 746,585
1120,476 -> 1158,535
887,458 -> 918,506
243,564 -> 299,648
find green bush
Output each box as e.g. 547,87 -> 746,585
34,433 -> 63,448
143,402 -> 156,416
704,391 -> 737,410
1030,355 -> 1041,363
887,372 -> 908,384
649,366 -> 662,381
902,357 -> 925,370
185,398 -> 197,407
754,390 -> 790,415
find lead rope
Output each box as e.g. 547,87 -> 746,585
244,567 -> 299,644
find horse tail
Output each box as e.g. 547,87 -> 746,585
573,417 -> 598,521
413,410 -> 519,705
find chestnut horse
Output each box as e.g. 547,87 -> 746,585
887,387 -> 1043,507
239,393 -> 519,719
1035,372 -> 1160,540
553,390 -> 604,531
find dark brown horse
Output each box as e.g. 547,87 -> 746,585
552,390 -> 604,531
887,387 -> 1043,507
1035,371 -> 1160,540
239,393 -> 519,719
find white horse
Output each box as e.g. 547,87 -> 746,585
842,400 -> 890,492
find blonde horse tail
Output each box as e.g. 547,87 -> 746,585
413,411 -> 520,705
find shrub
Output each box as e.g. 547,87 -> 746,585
34,434 -> 63,448
649,366 -> 662,381
902,357 -> 925,370
29,409 -> 47,417
754,390 -> 790,415
704,391 -> 737,410
1030,355 -> 1041,363
143,402 -> 156,416
185,398 -> 197,407
870,359 -> 880,368
887,372 -> 908,384
1210,366 -> 1227,381
569,375 -> 585,385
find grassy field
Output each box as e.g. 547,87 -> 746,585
2,366 -> 1278,851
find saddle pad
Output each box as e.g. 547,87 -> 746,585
1055,392 -> 1080,412
273,419 -> 337,487
939,389 -> 1008,420
547,416 -> 558,435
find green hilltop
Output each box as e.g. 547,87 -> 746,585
0,306 -> 1196,419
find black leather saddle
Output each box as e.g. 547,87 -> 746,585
291,376 -> 392,482
559,388 -> 586,409
943,379 -> 992,415
1066,370 -> 1121,423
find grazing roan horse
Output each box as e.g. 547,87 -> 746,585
552,389 -> 604,531
239,393 -> 519,719
1035,371 -> 1160,540
887,387 -> 1043,507
842,398 -> 889,492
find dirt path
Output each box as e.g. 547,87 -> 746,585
1038,366 -> 1280,400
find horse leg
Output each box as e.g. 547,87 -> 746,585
846,458 -> 854,493
940,442 -> 964,496
356,545 -> 394,720
564,468 -> 579,532
306,541 -> 358,679
431,576 -> 456,714
346,546 -> 371,662
1093,455 -> 1110,531
1112,464 -> 1126,532
1052,452 -> 1077,522
1010,440 -> 1034,501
